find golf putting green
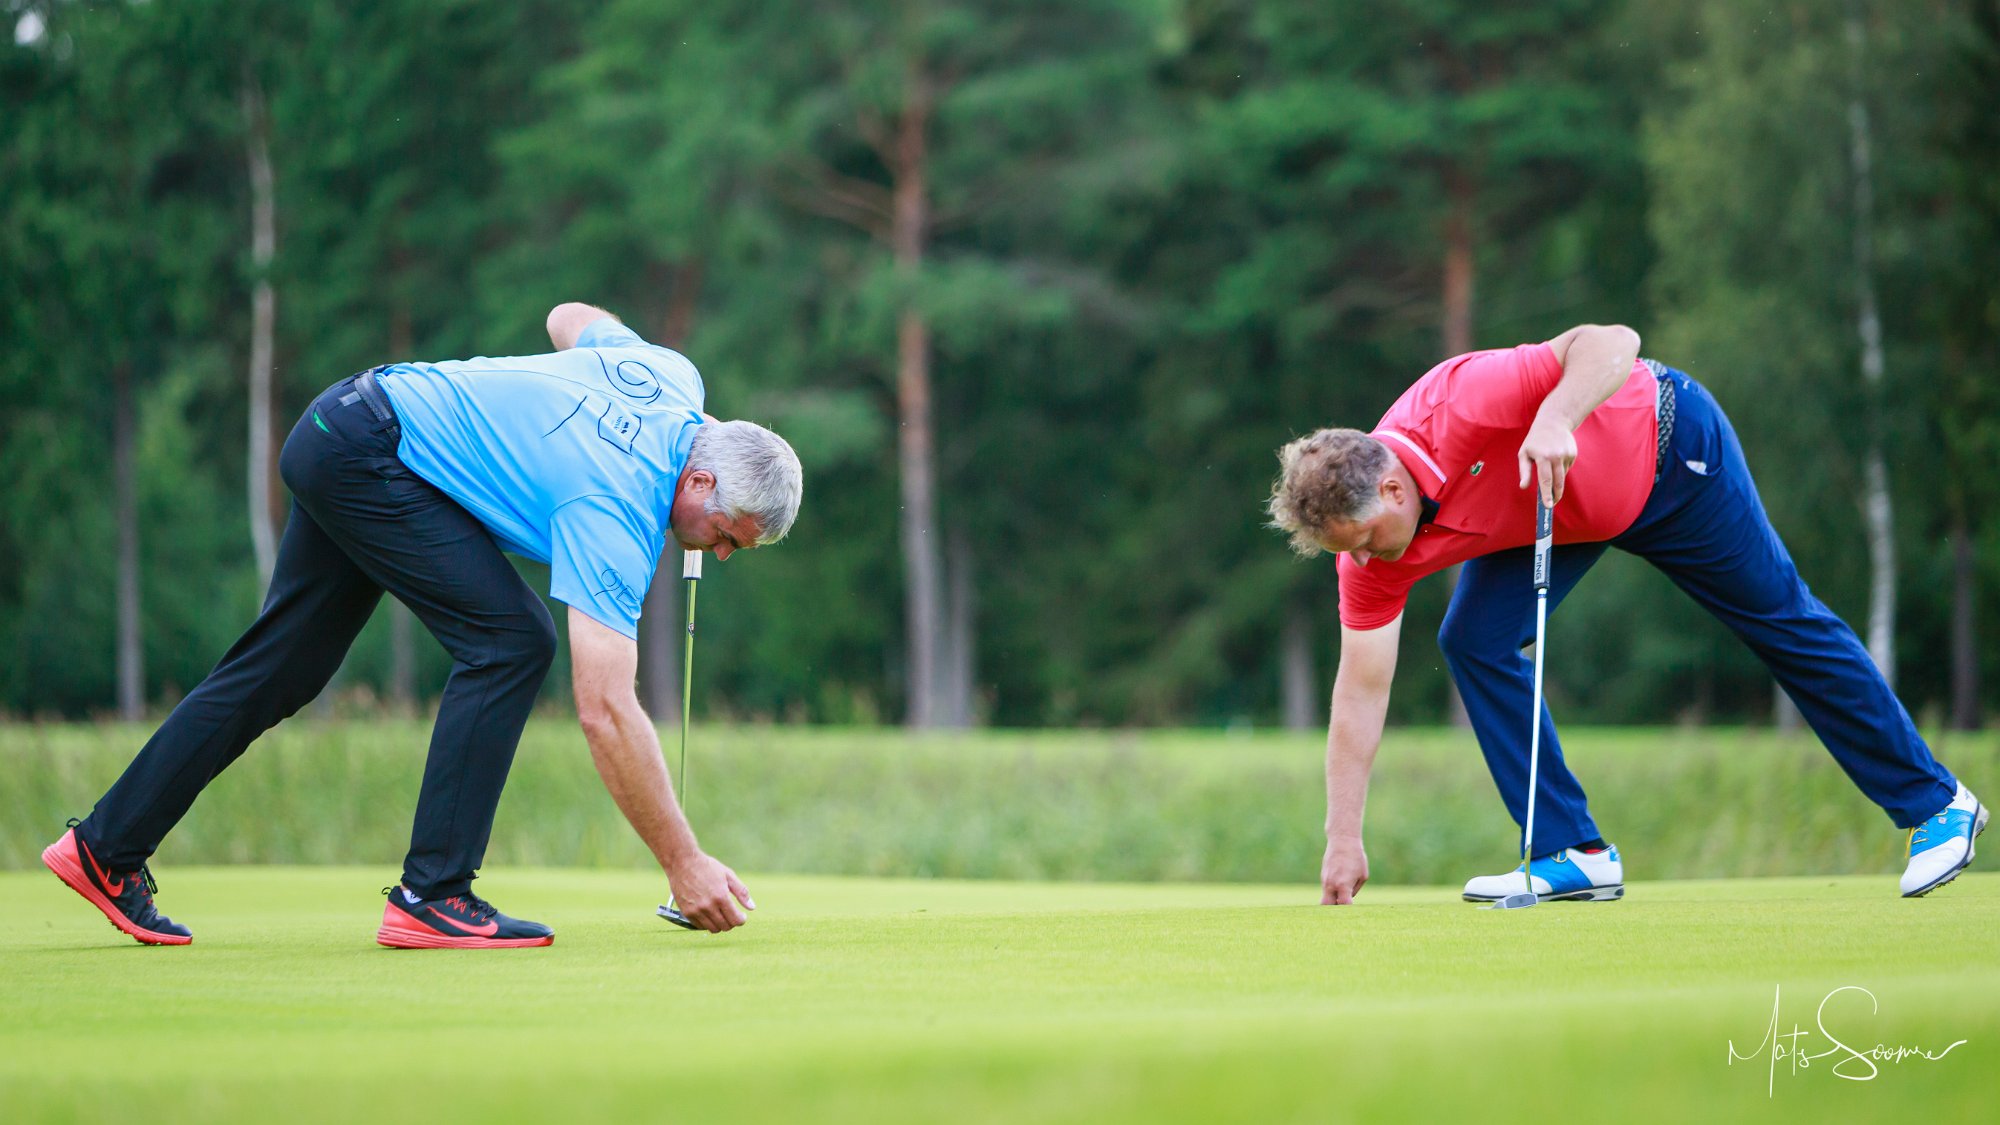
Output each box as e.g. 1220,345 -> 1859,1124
4,868 -> 1994,1123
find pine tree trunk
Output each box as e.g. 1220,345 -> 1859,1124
657,258 -> 703,349
639,261 -> 703,722
1280,609 -> 1317,731
1442,171 -> 1476,361
640,553 -> 684,723
1950,521 -> 1981,731
1846,2 -> 1897,686
893,68 -> 946,729
387,305 -> 417,712
940,523 -> 975,727
243,72 -> 280,592
1439,167 -> 1477,729
114,360 -> 143,720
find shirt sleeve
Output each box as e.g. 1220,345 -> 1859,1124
575,317 -> 651,350
1336,554 -> 1418,631
1443,343 -> 1565,431
1392,343 -> 1564,481
547,496 -> 661,640
574,318 -> 706,414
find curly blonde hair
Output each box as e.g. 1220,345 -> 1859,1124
1266,428 -> 1394,557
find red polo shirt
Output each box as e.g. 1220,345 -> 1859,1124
1335,343 -> 1658,630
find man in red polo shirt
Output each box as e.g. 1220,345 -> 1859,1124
1267,323 -> 1984,904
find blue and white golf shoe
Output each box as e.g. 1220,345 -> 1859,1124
1462,845 -> 1624,903
1900,784 -> 1987,898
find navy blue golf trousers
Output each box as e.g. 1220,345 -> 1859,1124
78,372 -> 556,898
1439,368 -> 1957,856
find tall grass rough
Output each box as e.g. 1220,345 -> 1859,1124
3,722 -> 1990,885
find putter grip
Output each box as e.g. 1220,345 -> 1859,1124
1532,501 -> 1553,592
682,550 -> 703,580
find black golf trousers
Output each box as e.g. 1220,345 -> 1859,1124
79,372 -> 557,898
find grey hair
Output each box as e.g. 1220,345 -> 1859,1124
1265,428 -> 1395,557
687,420 -> 803,545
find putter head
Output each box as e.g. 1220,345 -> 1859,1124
1485,891 -> 1540,911
657,899 -> 699,930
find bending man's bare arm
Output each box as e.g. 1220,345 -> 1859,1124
1322,614 -> 1401,905
1518,323 -> 1643,506
546,302 -> 620,351
568,607 -> 753,932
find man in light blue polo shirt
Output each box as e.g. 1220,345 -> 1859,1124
380,312 -> 715,639
45,303 -> 801,949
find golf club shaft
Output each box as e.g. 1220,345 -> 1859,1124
665,550 -> 702,922
1522,500 -> 1553,894
1523,594 -> 1547,892
679,549 -> 701,800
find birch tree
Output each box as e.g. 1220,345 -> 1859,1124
241,69 -> 280,590
1845,0 -> 1896,684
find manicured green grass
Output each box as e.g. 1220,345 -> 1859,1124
4,867 -> 1995,1123
6,722 -> 1994,884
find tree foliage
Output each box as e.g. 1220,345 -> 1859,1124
0,0 -> 1992,726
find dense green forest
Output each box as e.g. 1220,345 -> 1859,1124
2,0 -> 1995,728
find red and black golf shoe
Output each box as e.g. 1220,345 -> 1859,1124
376,885 -> 554,949
42,820 -> 193,946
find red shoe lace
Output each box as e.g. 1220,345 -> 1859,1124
445,895 -> 495,921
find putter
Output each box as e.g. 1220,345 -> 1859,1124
1488,498 -> 1553,912
658,549 -> 703,931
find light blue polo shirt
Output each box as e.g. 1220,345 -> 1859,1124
377,318 -> 703,639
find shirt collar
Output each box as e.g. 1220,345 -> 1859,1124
651,413 -> 706,531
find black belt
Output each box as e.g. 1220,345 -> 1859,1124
341,366 -> 399,430
1641,358 -> 1676,481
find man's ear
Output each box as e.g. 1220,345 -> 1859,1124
1379,469 -> 1404,508
683,468 -> 716,497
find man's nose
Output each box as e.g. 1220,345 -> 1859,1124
1349,549 -> 1370,566
713,542 -> 734,561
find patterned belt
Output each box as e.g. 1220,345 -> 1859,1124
1641,358 -> 1676,482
